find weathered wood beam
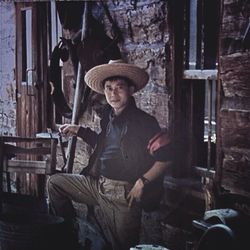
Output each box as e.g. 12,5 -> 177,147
183,69 -> 218,80
5,160 -> 47,174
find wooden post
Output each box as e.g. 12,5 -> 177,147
65,1 -> 89,173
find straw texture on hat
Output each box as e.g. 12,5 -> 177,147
84,60 -> 149,94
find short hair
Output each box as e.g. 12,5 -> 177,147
102,76 -> 135,89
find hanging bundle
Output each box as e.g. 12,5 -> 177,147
49,40 -> 72,119
49,1 -> 122,118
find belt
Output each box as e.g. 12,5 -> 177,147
99,175 -> 131,186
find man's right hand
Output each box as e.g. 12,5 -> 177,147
127,178 -> 145,208
59,124 -> 80,137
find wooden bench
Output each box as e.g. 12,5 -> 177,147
0,136 -> 58,214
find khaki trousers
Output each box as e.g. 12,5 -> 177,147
47,174 -> 141,250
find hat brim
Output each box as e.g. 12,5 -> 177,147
84,63 -> 149,94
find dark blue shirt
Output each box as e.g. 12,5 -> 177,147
99,112 -> 126,180
78,97 -> 162,183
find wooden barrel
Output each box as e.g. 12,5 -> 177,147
0,212 -> 66,250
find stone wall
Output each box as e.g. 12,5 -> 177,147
71,0 -> 170,173
105,0 -> 169,127
0,1 -> 16,136
219,0 -> 250,197
0,0 -> 168,169
0,0 -> 170,175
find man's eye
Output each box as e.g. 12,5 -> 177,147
105,87 -> 112,91
117,85 -> 125,90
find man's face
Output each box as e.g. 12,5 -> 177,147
103,79 -> 135,115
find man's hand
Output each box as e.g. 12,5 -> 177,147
59,124 -> 80,137
127,178 -> 144,208
147,131 -> 170,155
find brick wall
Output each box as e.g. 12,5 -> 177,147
219,0 -> 250,197
105,0 -> 170,127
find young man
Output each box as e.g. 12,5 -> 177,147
47,60 -> 170,250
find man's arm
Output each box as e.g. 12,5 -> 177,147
59,124 -> 80,136
127,160 -> 171,208
59,124 -> 98,148
147,130 -> 170,155
142,160 -> 170,182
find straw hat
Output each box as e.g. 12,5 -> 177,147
84,59 -> 149,94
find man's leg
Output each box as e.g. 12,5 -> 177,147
97,177 -> 142,250
48,174 -> 141,250
102,201 -> 141,250
47,173 -> 99,219
47,173 -> 101,249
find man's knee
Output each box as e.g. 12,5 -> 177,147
47,173 -> 65,193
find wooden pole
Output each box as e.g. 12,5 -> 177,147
65,1 -> 89,173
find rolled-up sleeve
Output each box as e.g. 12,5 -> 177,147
153,143 -> 174,162
77,127 -> 99,149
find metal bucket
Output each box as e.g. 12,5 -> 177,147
130,244 -> 169,250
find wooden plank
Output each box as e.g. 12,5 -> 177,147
191,80 -> 206,167
220,53 -> 250,98
0,136 -> 56,143
4,144 -> 51,155
220,109 -> 250,148
15,3 -> 23,136
5,160 -> 47,174
169,0 -> 189,177
183,69 -> 218,80
0,136 -> 57,196
48,139 -> 57,174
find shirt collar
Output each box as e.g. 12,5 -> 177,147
110,97 -> 136,123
